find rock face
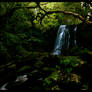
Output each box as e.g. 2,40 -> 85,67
77,23 -> 92,50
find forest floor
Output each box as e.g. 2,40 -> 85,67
0,51 -> 91,90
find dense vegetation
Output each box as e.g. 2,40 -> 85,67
0,2 -> 92,90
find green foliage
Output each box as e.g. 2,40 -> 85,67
55,65 -> 60,70
41,14 -> 59,31
0,42 -> 11,64
60,56 -> 81,67
64,68 -> 72,74
54,2 -> 82,25
10,9 -> 32,33
5,32 -> 19,44
79,48 -> 89,55
0,42 -> 7,54
43,71 -> 60,90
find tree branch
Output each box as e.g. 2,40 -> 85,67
40,10 -> 92,24
36,2 -> 46,13
1,3 -> 92,25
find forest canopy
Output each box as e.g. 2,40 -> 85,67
0,2 -> 92,31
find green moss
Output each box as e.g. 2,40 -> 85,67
81,84 -> 88,90
34,61 -> 43,68
51,85 -> 60,90
60,56 -> 81,67
18,66 -> 31,72
8,64 -> 16,69
42,67 -> 56,72
0,68 -> 4,72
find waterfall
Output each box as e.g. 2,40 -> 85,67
53,25 -> 77,55
53,25 -> 70,55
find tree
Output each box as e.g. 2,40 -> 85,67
0,2 -> 92,27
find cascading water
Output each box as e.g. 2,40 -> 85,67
53,25 -> 70,55
53,25 -> 77,55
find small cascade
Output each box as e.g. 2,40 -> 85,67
53,25 -> 70,55
53,25 -> 77,55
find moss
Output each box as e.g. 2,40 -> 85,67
34,61 -> 44,68
0,68 -> 4,72
60,56 -> 82,67
42,67 -> 56,72
17,66 -> 31,72
81,84 -> 88,90
8,64 -> 16,69
51,85 -> 60,90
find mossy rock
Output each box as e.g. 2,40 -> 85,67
17,66 -> 31,73
60,56 -> 83,67
8,64 -> 16,69
42,67 -> 56,72
34,61 -> 44,69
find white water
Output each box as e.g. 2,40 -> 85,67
53,25 -> 77,55
53,25 -> 70,55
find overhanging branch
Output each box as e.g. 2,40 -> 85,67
40,10 -> 92,24
1,3 -> 92,25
